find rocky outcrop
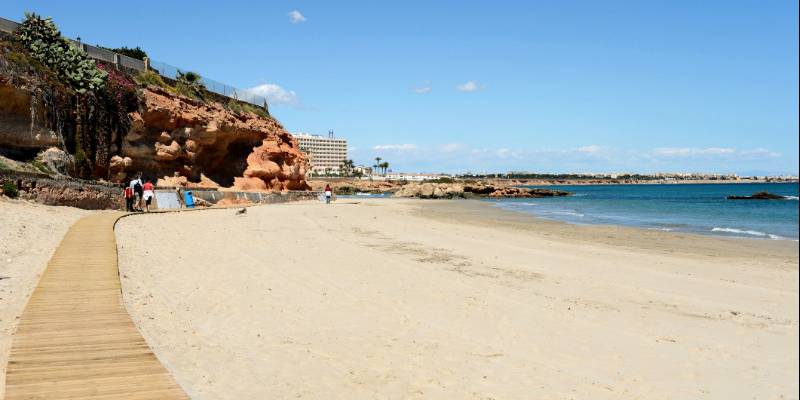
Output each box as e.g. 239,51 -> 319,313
486,187 -> 570,198
1,173 -> 122,209
118,87 -> 309,191
308,179 -> 401,194
394,182 -> 466,199
726,192 -> 786,200
3,32 -> 309,193
1,83 -> 311,192
393,182 -> 570,199
0,83 -> 61,155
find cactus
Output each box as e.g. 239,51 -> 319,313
16,12 -> 107,93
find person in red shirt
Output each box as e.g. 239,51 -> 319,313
123,185 -> 134,211
142,180 -> 155,212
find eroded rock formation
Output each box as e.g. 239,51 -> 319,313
115,87 -> 309,191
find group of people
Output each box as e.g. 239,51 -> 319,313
123,172 -> 155,212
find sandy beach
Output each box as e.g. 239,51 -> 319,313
0,199 -> 87,397
113,198 -> 798,399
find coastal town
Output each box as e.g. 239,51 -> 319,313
294,130 -> 797,183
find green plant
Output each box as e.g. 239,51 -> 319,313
3,49 -> 33,67
340,159 -> 354,176
2,181 -> 19,198
16,12 -> 106,93
226,99 -> 269,118
106,45 -> 147,60
30,160 -> 52,174
134,70 -> 172,90
173,70 -> 206,100
73,148 -> 90,178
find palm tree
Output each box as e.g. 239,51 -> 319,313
340,159 -> 354,176
374,157 -> 382,174
176,70 -> 206,99
372,164 -> 378,175
380,161 -> 390,175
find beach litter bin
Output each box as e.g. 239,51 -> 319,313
184,190 -> 195,208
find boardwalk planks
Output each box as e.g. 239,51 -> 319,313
5,213 -> 188,399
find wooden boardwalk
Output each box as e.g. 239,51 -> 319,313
5,213 -> 188,399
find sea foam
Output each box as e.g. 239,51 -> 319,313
711,227 -> 783,240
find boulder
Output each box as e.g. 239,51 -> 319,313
36,147 -> 73,175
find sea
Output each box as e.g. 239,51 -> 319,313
492,182 -> 799,240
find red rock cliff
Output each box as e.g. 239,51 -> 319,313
112,87 -> 309,191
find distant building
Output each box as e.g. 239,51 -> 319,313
383,172 -> 451,181
354,165 -> 373,176
294,131 -> 348,175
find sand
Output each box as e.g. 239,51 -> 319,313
0,198 -> 88,397
114,198 -> 799,399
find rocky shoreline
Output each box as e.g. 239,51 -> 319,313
309,179 -> 569,199
393,182 -> 569,199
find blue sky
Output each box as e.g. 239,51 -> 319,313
3,1 -> 797,175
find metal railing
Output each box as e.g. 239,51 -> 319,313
148,60 -> 268,107
0,16 -> 267,109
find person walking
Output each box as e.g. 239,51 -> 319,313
129,173 -> 144,211
123,184 -> 134,211
142,180 -> 155,212
324,184 -> 333,204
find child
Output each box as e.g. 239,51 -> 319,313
123,185 -> 134,211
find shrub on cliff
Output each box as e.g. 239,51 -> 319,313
105,45 -> 147,61
2,181 -> 19,198
135,69 -> 173,91
16,13 -> 107,93
226,99 -> 269,118
175,70 -> 206,100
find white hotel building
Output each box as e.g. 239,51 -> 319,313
294,132 -> 348,175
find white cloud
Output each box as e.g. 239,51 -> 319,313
440,143 -> 464,153
740,148 -> 781,158
353,143 -> 786,175
373,144 -> 418,151
652,147 -> 736,157
413,81 -> 432,94
456,80 -> 481,92
247,83 -> 299,105
288,10 -> 306,24
576,145 -> 608,154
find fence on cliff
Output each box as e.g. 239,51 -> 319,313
0,16 -> 268,110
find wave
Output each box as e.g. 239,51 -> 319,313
545,210 -> 585,217
784,196 -> 799,201
711,227 -> 783,240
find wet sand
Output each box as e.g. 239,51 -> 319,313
115,198 -> 798,399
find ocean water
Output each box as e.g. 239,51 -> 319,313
491,183 -> 799,240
